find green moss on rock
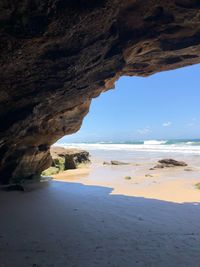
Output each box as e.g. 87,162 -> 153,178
42,147 -> 90,176
42,167 -> 60,176
53,157 -> 65,171
195,183 -> 200,190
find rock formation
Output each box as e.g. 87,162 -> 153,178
42,146 -> 90,176
151,159 -> 187,169
1,0 -> 200,183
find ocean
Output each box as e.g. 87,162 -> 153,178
55,139 -> 200,168
57,139 -> 200,155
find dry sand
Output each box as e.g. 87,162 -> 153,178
1,160 -> 200,266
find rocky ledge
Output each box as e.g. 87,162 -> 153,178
42,146 -> 90,176
1,1 -> 200,183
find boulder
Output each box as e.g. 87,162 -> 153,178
158,159 -> 187,167
42,146 -> 90,176
152,159 -> 187,169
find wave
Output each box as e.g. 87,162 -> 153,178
56,141 -> 200,155
143,140 -> 167,145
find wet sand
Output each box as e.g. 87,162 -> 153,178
1,159 -> 200,266
54,160 -> 200,203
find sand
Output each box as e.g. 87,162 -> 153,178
54,161 -> 200,203
1,160 -> 200,266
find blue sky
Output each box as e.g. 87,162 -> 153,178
59,64 -> 200,143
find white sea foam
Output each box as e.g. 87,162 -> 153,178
56,142 -> 200,155
186,142 -> 195,145
143,140 -> 167,145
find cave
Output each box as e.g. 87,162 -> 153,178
1,1 -> 200,185
1,1 -> 200,266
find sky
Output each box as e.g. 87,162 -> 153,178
58,64 -> 200,143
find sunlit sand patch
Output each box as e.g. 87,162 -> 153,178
53,161 -> 200,204
110,178 -> 200,204
53,168 -> 90,181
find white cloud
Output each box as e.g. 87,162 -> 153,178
137,128 -> 151,135
162,121 -> 172,127
187,118 -> 197,127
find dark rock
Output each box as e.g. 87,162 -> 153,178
0,176 -> 51,191
153,159 -> 187,169
145,174 -> 153,177
184,168 -> 193,172
111,160 -> 129,165
158,159 -> 187,167
153,164 -> 165,169
103,160 -> 130,165
1,1 -> 200,183
124,176 -> 132,180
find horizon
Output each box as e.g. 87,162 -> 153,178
57,138 -> 200,144
58,64 -> 200,144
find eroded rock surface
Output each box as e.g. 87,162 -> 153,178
1,0 -> 200,183
152,159 -> 188,169
50,146 -> 90,171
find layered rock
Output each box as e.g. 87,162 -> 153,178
1,0 -> 200,183
42,146 -> 90,176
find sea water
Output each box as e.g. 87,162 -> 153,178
56,139 -> 200,167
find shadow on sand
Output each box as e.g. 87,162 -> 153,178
0,180 -> 200,267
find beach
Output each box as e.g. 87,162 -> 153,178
1,2 -> 200,266
54,141 -> 200,203
1,141 -> 200,266
54,161 -> 200,204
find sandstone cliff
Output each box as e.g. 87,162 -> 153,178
1,0 -> 200,183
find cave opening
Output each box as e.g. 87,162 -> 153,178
47,63 -> 200,203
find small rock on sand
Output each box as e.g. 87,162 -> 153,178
103,161 -> 110,165
184,168 -> 193,171
103,161 -> 130,165
111,160 -> 129,165
124,176 -> 132,180
145,174 -> 153,178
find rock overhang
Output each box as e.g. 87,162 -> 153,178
0,0 -> 200,183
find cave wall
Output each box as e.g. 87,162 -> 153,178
1,0 -> 200,183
